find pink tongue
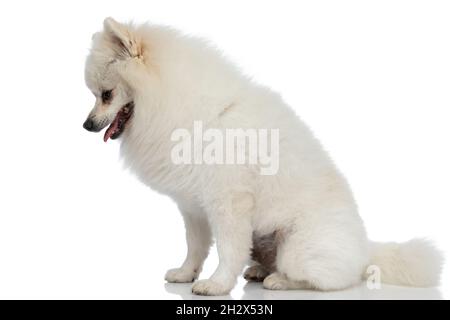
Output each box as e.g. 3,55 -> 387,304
103,117 -> 120,142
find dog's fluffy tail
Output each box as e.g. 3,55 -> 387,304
365,238 -> 443,287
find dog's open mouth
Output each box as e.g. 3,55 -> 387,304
103,102 -> 134,142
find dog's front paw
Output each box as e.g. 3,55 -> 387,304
191,279 -> 232,296
165,268 -> 198,283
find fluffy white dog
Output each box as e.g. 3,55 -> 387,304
83,18 -> 443,295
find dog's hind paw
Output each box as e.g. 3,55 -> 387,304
243,265 -> 269,282
263,272 -> 311,290
263,272 -> 291,290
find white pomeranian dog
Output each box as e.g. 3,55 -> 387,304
83,18 -> 442,295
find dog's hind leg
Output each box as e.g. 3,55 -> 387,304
271,210 -> 369,291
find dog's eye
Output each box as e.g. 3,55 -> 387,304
101,90 -> 113,103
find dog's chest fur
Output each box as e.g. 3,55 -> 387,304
120,124 -> 200,197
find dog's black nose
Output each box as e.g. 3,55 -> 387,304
83,118 -> 95,131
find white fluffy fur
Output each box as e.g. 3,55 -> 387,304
84,18 -> 443,295
367,239 -> 443,287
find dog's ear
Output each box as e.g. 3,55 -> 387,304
103,17 -> 142,59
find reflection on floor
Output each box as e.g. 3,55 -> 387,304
165,279 -> 442,300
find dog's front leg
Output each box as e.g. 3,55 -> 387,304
165,209 -> 212,283
192,193 -> 253,296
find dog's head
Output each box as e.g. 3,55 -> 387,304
83,18 -> 143,142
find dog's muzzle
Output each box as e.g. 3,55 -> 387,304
83,118 -> 104,132
82,102 -> 134,142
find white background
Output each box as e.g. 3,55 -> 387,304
0,0 -> 449,299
